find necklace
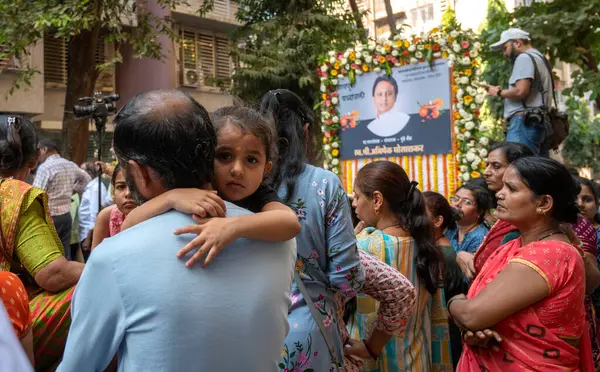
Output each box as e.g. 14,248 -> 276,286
536,230 -> 564,241
379,222 -> 401,231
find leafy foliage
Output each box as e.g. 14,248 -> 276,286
561,96 -> 600,173
229,0 -> 365,162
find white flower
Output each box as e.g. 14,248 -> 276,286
470,50 -> 479,58
460,76 -> 469,85
328,51 -> 336,57
462,56 -> 471,65
464,131 -> 471,138
448,60 -> 454,68
410,57 -> 419,64
438,38 -> 447,46
374,67 -> 381,72
329,56 -> 336,64
459,109 -> 468,118
433,52 -> 442,58
341,58 -> 348,65
365,55 -> 373,63
449,53 -> 456,61
464,113 -> 473,121
355,59 -> 362,65
460,165 -> 468,172
332,142 -> 339,148
451,30 -> 459,38
479,148 -> 488,157
345,64 -> 350,70
470,103 -> 477,110
457,89 -> 464,99
408,45 -> 416,52
331,79 -> 338,85
332,159 -> 339,166
323,162 -> 330,170
356,70 -> 363,75
453,44 -> 461,53
332,116 -> 339,123
475,69 -> 482,76
343,50 -> 350,58
320,84 -> 326,92
415,51 -> 423,59
457,133 -> 465,141
472,161 -> 480,169
465,121 -> 475,130
417,44 -> 425,51
474,41 -> 481,50
466,152 -> 476,162
392,50 -> 399,57
458,98 -> 464,104
475,94 -> 485,104
331,97 -> 339,105
320,65 -> 328,73
466,86 -> 476,95
323,144 -> 331,151
321,125 -> 326,132
332,167 -> 339,174
320,77 -> 327,82
454,126 -> 461,135
479,136 -> 490,146
462,172 -> 471,181
362,51 -> 369,58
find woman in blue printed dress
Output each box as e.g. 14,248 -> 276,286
261,89 -> 364,372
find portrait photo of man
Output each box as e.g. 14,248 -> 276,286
367,75 -> 410,137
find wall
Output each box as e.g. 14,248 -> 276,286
0,43 -> 44,115
185,88 -> 233,111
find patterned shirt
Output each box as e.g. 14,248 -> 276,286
445,223 -> 489,254
33,154 -> 91,216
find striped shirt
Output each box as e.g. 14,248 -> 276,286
33,154 -> 91,216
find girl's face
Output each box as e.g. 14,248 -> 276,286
351,186 -> 379,228
578,184 -> 598,223
113,170 -> 137,216
450,188 -> 480,226
214,123 -> 272,202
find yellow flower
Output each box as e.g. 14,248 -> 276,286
461,128 -> 466,133
323,137 -> 328,144
464,95 -> 473,104
378,56 -> 386,63
395,40 -> 403,47
454,112 -> 461,120
431,27 -> 439,33
322,93 -> 327,101
334,61 -> 341,69
479,161 -> 486,168
464,69 -> 472,76
384,44 -> 391,51
471,171 -> 481,178
362,64 -> 369,72
442,51 -> 449,59
452,85 -> 458,93
331,69 -> 338,76
404,40 -> 410,48
332,149 -> 339,157
425,44 -> 431,50
471,59 -> 479,67
349,51 -> 356,61
448,36 -> 455,42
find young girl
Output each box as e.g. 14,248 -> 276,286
91,164 -> 138,249
122,106 -> 301,267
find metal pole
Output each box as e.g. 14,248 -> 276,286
96,117 -> 106,215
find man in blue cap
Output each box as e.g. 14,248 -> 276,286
486,28 -> 553,157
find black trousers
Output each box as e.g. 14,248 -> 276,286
52,212 -> 72,260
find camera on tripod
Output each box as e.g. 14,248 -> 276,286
73,92 -> 120,120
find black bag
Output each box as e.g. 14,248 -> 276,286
523,52 -> 570,150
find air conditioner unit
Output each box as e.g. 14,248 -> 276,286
182,68 -> 200,87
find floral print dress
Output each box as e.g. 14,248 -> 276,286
278,164 -> 364,372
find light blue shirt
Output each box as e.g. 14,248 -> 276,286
0,302 -> 33,372
58,203 -> 297,372
78,177 -> 111,241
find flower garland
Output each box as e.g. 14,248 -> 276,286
317,25 -> 489,184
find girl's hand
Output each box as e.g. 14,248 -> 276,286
167,189 -> 227,218
174,215 -> 238,267
354,221 -> 367,235
343,339 -> 371,360
462,329 -> 502,351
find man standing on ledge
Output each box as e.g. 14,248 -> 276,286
486,28 -> 553,157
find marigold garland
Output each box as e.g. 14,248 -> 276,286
417,155 -> 423,191
317,25 -> 489,184
432,154 -> 438,193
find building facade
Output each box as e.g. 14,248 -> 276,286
0,0 -> 237,160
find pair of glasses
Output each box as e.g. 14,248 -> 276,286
450,196 -> 476,207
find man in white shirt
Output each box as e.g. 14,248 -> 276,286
78,162 -> 110,244
367,75 -> 410,137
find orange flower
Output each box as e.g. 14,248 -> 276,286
378,56 -> 386,63
471,171 -> 481,178
351,110 -> 359,118
448,36 -> 455,42
334,61 -> 341,69
419,107 -> 428,117
349,51 -> 356,61
454,112 -> 461,120
464,95 -> 473,104
433,44 -> 440,52
384,44 -> 391,51
433,98 -> 444,107
471,59 -> 479,67
430,27 -> 439,33
452,85 -> 458,93
432,109 -> 440,119
331,69 -> 338,76
425,44 -> 431,50
322,93 -> 327,101
362,64 -> 369,72
464,68 -> 472,76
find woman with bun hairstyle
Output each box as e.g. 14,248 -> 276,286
0,114 -> 84,370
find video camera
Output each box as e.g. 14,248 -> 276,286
73,92 -> 120,120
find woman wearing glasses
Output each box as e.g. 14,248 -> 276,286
445,184 -> 492,256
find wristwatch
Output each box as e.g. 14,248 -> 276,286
497,88 -> 503,98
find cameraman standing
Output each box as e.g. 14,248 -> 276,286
486,28 -> 553,157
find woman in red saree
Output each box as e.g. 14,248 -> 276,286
449,157 -> 587,371
0,114 -> 84,371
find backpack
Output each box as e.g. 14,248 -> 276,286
523,52 -> 570,151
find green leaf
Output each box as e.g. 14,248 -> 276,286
349,69 -> 356,85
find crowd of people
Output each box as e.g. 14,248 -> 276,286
0,86 -> 598,372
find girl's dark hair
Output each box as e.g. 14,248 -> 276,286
260,89 -> 314,201
355,161 -> 443,295
511,157 -> 580,224
423,191 -> 459,231
575,176 -> 600,225
212,106 -> 278,183
489,141 -> 534,164
455,183 -> 493,224
0,114 -> 38,174
111,164 -> 122,187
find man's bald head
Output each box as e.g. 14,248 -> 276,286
113,89 -> 216,196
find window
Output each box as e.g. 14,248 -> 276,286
375,12 -> 407,37
44,32 -> 113,91
410,4 -> 434,28
180,28 -> 232,88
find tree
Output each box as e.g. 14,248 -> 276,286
0,0 -> 212,164
561,95 -> 600,173
383,0 -> 396,35
347,0 -> 364,29
230,0 -> 364,162
512,0 -> 600,109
